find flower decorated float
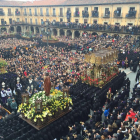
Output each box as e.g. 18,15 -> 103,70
0,59 -> 7,74
82,47 -> 119,88
18,88 -> 72,130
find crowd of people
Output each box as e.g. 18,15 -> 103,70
0,30 -> 139,139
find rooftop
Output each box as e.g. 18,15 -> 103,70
0,0 -> 140,6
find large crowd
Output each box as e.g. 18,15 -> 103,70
0,32 -> 139,139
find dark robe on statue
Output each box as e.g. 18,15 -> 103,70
44,76 -> 51,96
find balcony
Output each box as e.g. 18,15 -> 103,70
102,13 -> 110,18
15,12 -> 20,16
74,11 -> 80,17
82,11 -> 89,18
52,14 -> 56,17
8,13 -> 13,16
126,10 -> 137,19
114,13 -> 123,18
40,14 -> 44,16
46,14 -> 50,16
91,11 -> 99,17
29,13 -> 32,16
66,11 -> 71,19
0,13 -> 5,16
34,14 -> 38,16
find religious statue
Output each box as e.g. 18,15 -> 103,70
106,88 -> 113,103
44,73 -> 51,96
125,57 -> 128,69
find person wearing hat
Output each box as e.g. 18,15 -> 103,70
10,99 -> 17,114
6,87 -> 12,97
1,88 -> 7,104
16,81 -> 22,91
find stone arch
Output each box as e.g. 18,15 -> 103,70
31,26 -> 34,33
74,30 -> 80,38
10,26 -> 14,32
92,32 -> 98,35
52,29 -> 57,36
17,26 -> 21,33
103,33 -> 108,37
36,27 -> 39,33
60,29 -> 64,36
66,30 -> 72,36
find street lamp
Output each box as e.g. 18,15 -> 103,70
45,21 -> 52,65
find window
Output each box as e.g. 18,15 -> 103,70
105,8 -> 110,16
130,7 -> 135,11
1,19 -> 4,25
41,19 -> 43,25
30,18 -> 32,24
8,8 -> 11,15
9,18 -> 12,24
93,20 -> 97,24
15,9 -> 20,15
117,7 -> 121,15
128,23 -> 133,25
35,19 -> 38,25
60,8 -> 63,16
84,19 -> 87,23
17,18 -> 19,22
60,18 -> 63,22
75,8 -> 79,17
75,19 -> 79,23
104,22 -> 108,24
24,8 -> 26,15
0,9 -> 4,15
46,8 -> 49,15
115,23 -> 120,25
53,8 -> 55,16
35,8 -> 37,15
94,7 -> 98,11
84,7 -> 88,11
76,8 -> 79,11
29,9 -> 32,15
40,8 -> 43,15
25,18 -> 27,23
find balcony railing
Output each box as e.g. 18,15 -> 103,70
15,12 -> 20,16
126,11 -> 137,19
46,14 -> 49,16
74,12 -> 80,17
91,11 -> 99,17
52,14 -> 56,17
40,14 -> 43,16
29,13 -> 32,16
102,13 -> 110,18
8,13 -> 13,16
82,11 -> 89,18
0,13 -> 5,16
34,14 -> 38,16
114,13 -> 123,18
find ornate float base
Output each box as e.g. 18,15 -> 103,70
19,109 -> 71,130
42,39 -> 59,43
